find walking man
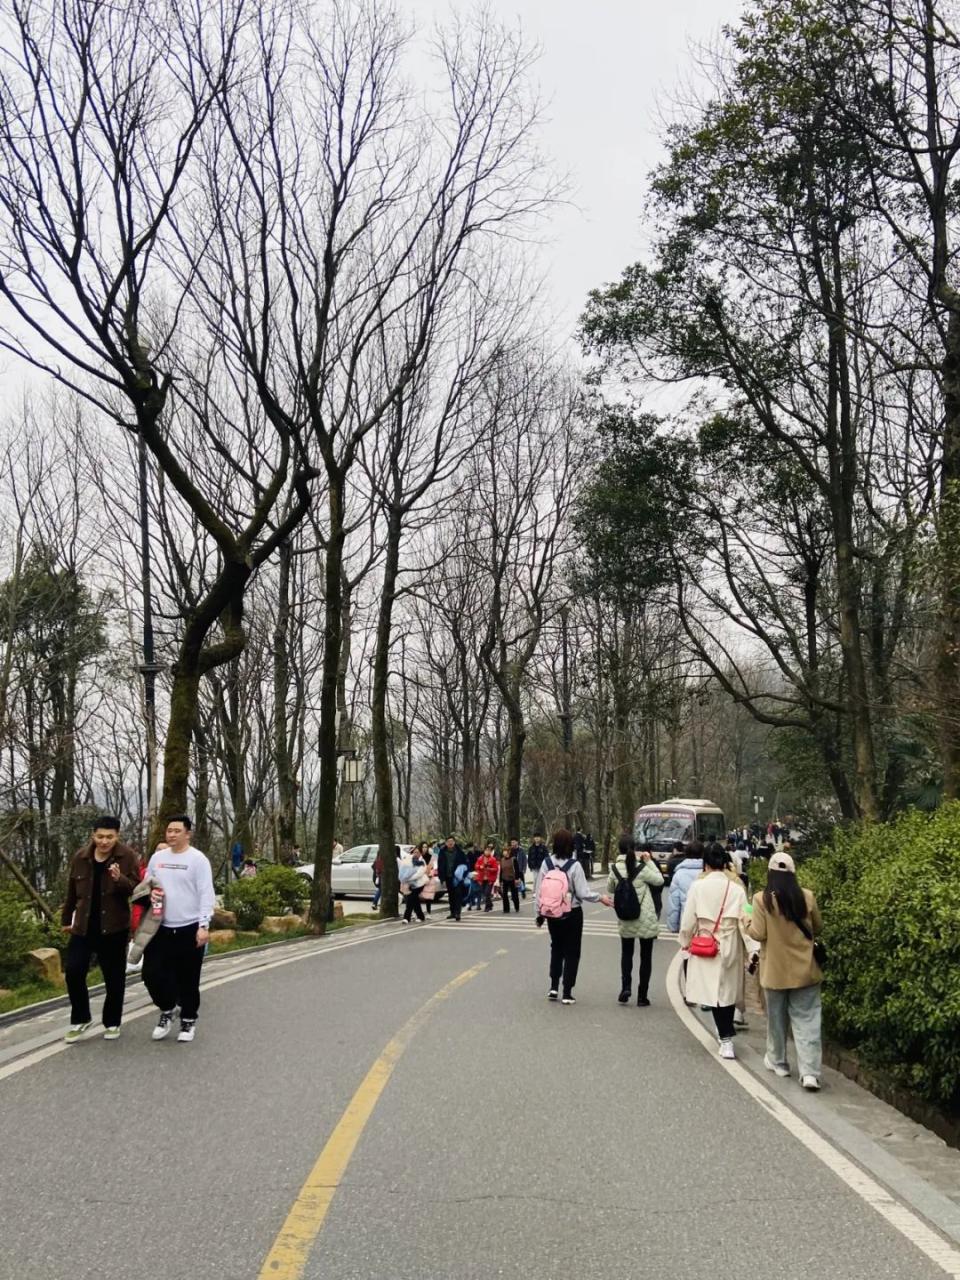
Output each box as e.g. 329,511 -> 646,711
142,814 -> 215,1044
61,816 -> 140,1043
527,832 -> 549,873
437,835 -> 466,921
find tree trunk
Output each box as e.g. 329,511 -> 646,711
371,511 -> 401,918
504,696 -> 525,839
612,608 -> 635,830
309,482 -> 345,934
153,569 -> 250,844
273,540 -> 297,861
938,304 -> 960,798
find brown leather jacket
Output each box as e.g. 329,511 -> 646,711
61,841 -> 141,936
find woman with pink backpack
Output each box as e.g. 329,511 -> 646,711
534,828 -> 613,1004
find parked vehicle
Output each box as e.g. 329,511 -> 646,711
633,799 -> 726,884
295,844 -> 414,899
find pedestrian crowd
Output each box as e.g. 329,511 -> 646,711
58,815 -> 824,1090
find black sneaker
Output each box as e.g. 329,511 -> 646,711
618,990 -> 630,1004
637,997 -> 651,1007
548,989 -> 559,1000
152,1010 -> 176,1041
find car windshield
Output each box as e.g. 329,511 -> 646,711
635,812 -> 694,845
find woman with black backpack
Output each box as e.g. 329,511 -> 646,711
607,835 -> 664,1007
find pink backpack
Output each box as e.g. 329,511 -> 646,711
539,857 -> 575,918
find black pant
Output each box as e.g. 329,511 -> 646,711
65,929 -> 128,1026
546,907 -> 584,996
143,924 -> 205,1020
445,880 -> 461,919
403,887 -> 424,922
620,936 -> 654,999
712,1004 -> 736,1039
501,880 -> 520,912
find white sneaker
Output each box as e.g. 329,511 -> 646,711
177,1019 -> 197,1043
734,1013 -> 749,1028
152,1010 -> 176,1041
63,1021 -> 92,1044
764,1054 -> 790,1078
718,1039 -> 736,1060
800,1075 -> 821,1091
103,1026 -> 121,1041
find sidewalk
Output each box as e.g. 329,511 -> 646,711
688,996 -> 960,1244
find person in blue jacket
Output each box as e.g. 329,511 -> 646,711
666,841 -> 705,932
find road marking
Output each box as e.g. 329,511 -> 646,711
258,959 -> 490,1279
0,926 -> 419,1084
666,950 -> 960,1276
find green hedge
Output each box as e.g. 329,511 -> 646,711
804,804 -> 960,1110
0,889 -> 44,984
224,864 -> 309,930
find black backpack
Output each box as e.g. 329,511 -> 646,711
612,866 -> 642,921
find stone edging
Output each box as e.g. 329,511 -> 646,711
825,1043 -> 960,1152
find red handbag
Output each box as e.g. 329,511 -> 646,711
688,881 -> 730,958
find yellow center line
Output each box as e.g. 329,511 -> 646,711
259,957 -> 492,1279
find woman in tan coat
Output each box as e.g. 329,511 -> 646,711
745,850 -> 823,1090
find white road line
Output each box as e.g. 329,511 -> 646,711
0,925 -> 419,1085
665,949 -> 960,1277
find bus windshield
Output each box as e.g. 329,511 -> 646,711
635,811 -> 694,846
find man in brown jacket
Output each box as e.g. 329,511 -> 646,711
61,816 -> 140,1043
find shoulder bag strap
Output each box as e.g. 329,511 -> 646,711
708,880 -> 731,937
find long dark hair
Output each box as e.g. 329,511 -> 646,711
618,833 -> 636,877
763,869 -> 808,925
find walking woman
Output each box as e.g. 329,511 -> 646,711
535,828 -> 613,1004
475,843 -> 499,912
498,842 -> 521,913
401,849 -> 428,924
418,843 -> 437,916
745,850 -> 824,1090
679,842 -> 748,1058
607,835 -> 664,1007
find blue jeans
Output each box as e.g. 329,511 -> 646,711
764,983 -> 822,1079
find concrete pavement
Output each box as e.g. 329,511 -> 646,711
1,907 -> 959,1279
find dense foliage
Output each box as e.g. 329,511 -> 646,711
806,805 -> 960,1109
224,865 -> 309,931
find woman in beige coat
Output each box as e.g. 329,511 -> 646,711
679,843 -> 748,1058
746,850 -> 823,1090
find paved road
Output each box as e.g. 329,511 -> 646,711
0,906 -> 956,1280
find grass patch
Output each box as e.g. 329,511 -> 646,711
206,913 -> 379,956
0,979 -> 63,1015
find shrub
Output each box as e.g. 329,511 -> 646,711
0,889 -> 44,984
224,864 -> 308,930
804,803 -> 960,1110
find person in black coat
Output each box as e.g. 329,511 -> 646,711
437,836 -> 467,920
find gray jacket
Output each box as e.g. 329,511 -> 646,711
128,877 -> 163,962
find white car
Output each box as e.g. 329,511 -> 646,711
296,844 -> 414,898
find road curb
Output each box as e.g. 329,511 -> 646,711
0,919 -> 388,1030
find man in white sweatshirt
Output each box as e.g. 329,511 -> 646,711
142,814 -> 216,1044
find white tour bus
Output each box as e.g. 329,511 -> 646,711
633,798 -> 726,879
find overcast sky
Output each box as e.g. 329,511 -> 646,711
421,0 -> 748,342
